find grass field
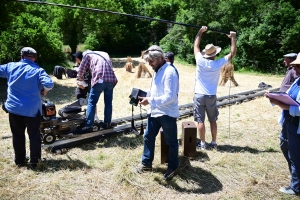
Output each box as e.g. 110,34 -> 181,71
0,57 -> 298,199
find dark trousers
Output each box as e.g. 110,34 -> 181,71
280,117 -> 291,173
287,121 -> 300,194
9,112 -> 41,165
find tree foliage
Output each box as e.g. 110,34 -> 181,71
0,0 -> 299,73
0,2 -> 65,71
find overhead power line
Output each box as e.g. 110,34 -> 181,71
15,0 -> 230,34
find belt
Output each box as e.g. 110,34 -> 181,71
289,116 -> 299,127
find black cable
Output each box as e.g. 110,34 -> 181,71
139,104 -> 144,135
15,0 -> 231,34
228,67 -> 231,139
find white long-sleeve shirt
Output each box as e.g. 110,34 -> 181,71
147,63 -> 179,118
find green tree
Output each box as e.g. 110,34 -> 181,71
236,1 -> 300,73
0,3 -> 65,71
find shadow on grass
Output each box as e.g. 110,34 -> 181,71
98,133 -> 144,149
154,156 -> 222,194
74,132 -> 144,152
216,144 -> 278,153
36,155 -> 91,172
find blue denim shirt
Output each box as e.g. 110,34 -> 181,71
0,59 -> 53,117
279,77 -> 300,134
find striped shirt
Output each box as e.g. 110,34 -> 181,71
77,51 -> 117,87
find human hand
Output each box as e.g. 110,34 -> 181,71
227,31 -> 236,39
77,83 -> 85,90
199,26 -> 208,33
77,81 -> 88,89
269,98 -> 280,106
264,91 -> 270,99
41,89 -> 48,96
138,96 -> 149,106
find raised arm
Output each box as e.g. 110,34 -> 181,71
226,31 -> 237,61
194,26 -> 207,56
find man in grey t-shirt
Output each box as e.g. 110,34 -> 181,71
279,53 -> 298,92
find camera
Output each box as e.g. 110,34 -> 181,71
129,88 -> 147,106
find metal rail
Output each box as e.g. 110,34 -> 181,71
43,87 -> 279,153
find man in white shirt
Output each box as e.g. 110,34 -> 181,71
135,45 -> 179,181
194,26 -> 236,150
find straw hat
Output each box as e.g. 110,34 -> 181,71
201,44 -> 221,58
290,53 -> 300,65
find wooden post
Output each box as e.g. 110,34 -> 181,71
160,128 -> 168,164
182,121 -> 197,158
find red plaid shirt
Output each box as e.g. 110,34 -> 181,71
77,51 -> 118,87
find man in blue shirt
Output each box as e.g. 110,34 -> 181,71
0,47 -> 53,169
135,45 -> 179,180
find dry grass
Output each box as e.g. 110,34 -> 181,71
0,57 -> 298,200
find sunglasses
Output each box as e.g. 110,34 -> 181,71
144,48 -> 163,54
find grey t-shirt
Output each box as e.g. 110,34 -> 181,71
280,67 -> 299,92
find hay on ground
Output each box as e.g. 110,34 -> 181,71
124,62 -> 134,72
140,50 -> 146,59
136,62 -> 152,78
126,56 -> 133,64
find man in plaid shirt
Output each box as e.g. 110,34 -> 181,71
77,50 -> 118,131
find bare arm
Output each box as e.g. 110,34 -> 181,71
226,31 -> 237,61
194,26 -> 207,56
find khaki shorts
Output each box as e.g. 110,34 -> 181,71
193,94 -> 219,123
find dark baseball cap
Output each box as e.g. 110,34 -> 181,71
73,51 -> 83,60
165,52 -> 174,60
20,47 -> 37,58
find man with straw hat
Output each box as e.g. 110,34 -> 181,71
193,26 -> 236,150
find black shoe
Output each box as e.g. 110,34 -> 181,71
208,142 -> 218,149
196,142 -> 206,150
134,164 -> 152,174
73,126 -> 93,134
101,122 -> 113,129
163,168 -> 177,181
28,163 -> 37,170
28,158 -> 46,170
16,156 -> 29,167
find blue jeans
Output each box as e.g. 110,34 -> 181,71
142,115 -> 179,170
287,121 -> 300,194
85,82 -> 114,127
